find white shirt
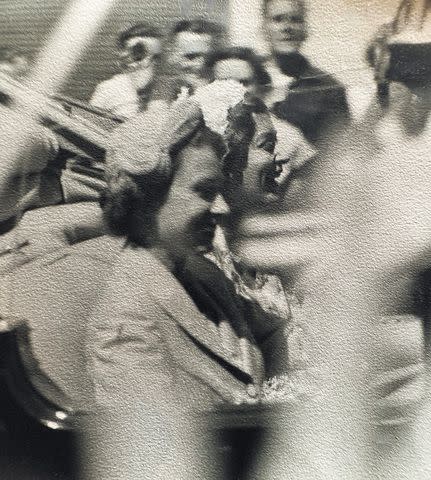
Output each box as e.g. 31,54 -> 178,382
90,72 -> 146,119
264,60 -> 296,107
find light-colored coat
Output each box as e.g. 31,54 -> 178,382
87,244 -> 276,411
1,234 -> 286,411
0,235 -> 121,409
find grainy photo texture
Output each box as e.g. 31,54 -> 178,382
0,0 -> 430,478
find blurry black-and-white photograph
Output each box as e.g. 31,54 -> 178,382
0,0 -> 431,478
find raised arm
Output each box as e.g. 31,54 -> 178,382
0,108 -> 59,222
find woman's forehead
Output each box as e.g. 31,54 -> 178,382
176,140 -> 224,177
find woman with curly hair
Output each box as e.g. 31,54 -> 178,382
83,81 -> 287,479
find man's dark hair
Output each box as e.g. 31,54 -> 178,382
262,0 -> 306,16
203,47 -> 271,91
166,18 -> 225,50
117,23 -> 162,50
171,18 -> 223,38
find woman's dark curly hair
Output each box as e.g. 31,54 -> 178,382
203,47 -> 272,97
224,95 -> 270,175
101,95 -> 271,246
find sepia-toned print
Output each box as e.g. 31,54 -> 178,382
0,1 -> 431,479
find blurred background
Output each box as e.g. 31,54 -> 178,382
0,0 -> 402,114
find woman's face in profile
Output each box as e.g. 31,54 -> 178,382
156,136 -> 230,260
226,112 -> 286,264
225,110 -> 278,208
227,110 -> 334,276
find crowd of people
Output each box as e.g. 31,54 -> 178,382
0,0 -> 431,478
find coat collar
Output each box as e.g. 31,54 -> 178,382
124,245 -> 264,390
273,52 -> 310,78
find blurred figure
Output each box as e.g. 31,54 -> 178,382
90,22 -> 162,119
153,19 -> 224,101
262,0 -> 350,144
228,2 -> 431,477
0,47 -> 29,79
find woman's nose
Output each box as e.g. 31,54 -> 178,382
210,194 -> 231,216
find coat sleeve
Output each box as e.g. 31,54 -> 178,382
0,107 -> 59,221
87,267 -> 176,409
84,257 -> 207,480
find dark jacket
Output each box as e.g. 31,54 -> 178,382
268,53 -> 350,144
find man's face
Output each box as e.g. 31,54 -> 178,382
264,0 -> 308,54
169,31 -> 213,86
157,138 -> 229,258
213,58 -> 258,95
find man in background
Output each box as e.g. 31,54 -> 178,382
263,0 -> 350,144
204,46 -> 271,97
90,22 -> 163,119
153,19 -> 224,101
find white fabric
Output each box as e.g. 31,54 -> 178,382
90,73 -> 142,119
264,60 -> 296,107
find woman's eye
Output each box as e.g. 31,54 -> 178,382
260,141 -> 276,153
196,187 -> 217,202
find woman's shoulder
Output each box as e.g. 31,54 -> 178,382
97,244 -> 172,306
114,243 -> 161,274
87,246 -> 175,344
37,234 -> 125,270
68,234 -> 124,264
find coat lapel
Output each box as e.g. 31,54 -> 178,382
128,247 -> 263,387
158,317 -> 253,404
